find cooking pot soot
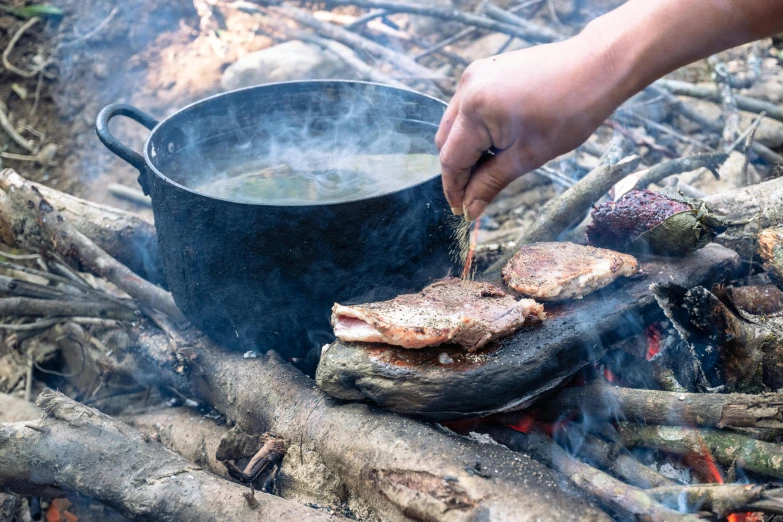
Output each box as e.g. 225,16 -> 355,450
97,81 -> 460,364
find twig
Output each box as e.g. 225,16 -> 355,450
632,152 -> 729,190
0,317 -> 121,331
707,55 -> 740,147
647,484 -> 783,517
478,424 -> 707,522
304,0 -> 559,43
57,7 -> 118,49
655,78 -> 783,123
2,17 -> 45,78
625,112 -> 716,152
0,102 -> 35,152
0,249 -> 41,261
343,8 -> 386,30
413,26 -> 475,61
616,422 -> 783,479
0,297 -> 137,320
482,2 -> 561,41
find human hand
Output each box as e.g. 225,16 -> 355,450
435,31 -> 628,221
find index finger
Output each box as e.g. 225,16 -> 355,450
439,112 -> 492,214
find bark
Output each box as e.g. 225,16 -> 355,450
758,227 -> 783,290
518,155 -> 641,246
705,177 -> 783,264
537,380 -> 783,429
0,172 -> 162,284
0,169 -> 185,323
316,244 -> 739,419
616,422 -> 783,480
647,483 -> 783,518
478,424 -> 707,522
0,389 -> 343,522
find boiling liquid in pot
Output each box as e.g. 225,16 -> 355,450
193,153 -> 440,205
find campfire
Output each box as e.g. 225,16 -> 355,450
1,1 -> 783,521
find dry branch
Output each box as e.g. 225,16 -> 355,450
537,380 -> 783,429
0,297 -> 137,320
0,169 -> 185,323
632,152 -> 729,191
647,483 -> 783,518
616,422 -> 783,480
0,172 -> 162,284
0,389 -> 342,521
478,424 -> 706,522
656,78 -> 783,123
518,155 -> 640,244
306,0 -> 559,43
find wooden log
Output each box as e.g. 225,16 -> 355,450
758,227 -> 783,290
478,424 -> 707,522
0,169 -> 185,323
0,172 -> 163,284
0,389 -> 343,521
316,244 -> 740,420
704,176 -> 783,263
616,422 -> 783,480
536,380 -> 783,429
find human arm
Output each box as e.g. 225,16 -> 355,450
436,0 -> 783,221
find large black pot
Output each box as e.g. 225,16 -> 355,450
96,81 -> 459,362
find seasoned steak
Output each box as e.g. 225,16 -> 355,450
331,277 -> 545,351
502,242 -> 640,301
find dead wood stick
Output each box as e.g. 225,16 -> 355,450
0,297 -> 137,320
521,155 -> 640,244
758,227 -> 783,290
705,176 -> 783,263
537,381 -> 783,429
107,183 -> 152,208
707,55 -> 741,146
77,322 -> 611,522
647,484 -> 783,518
0,170 -> 185,323
307,0 -> 559,43
615,422 -> 783,480
243,2 -> 449,97
483,2 -> 563,41
0,389 -> 343,521
656,78 -> 783,123
0,172 -> 162,284
478,424 -> 707,522
632,152 -> 729,191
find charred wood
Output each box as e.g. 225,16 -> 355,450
616,422 -> 783,480
0,389 -> 343,521
478,423 -> 707,522
537,380 -> 783,429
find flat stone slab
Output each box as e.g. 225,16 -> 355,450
316,244 -> 740,421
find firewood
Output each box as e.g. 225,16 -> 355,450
316,244 -> 740,420
647,483 -> 783,518
0,389 -> 344,521
536,380 -> 783,429
0,173 -> 162,284
706,177 -> 783,264
758,227 -> 783,291
0,169 -> 185,323
477,424 -> 708,522
616,422 -> 783,480
632,152 -> 729,191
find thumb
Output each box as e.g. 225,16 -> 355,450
462,150 -> 530,221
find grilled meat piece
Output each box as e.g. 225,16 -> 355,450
502,242 -> 640,301
331,277 -> 545,351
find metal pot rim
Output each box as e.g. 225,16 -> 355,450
143,79 -> 448,209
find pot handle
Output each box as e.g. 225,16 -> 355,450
95,103 -> 159,195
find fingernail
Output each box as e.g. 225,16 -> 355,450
463,200 -> 487,222
450,206 -> 463,216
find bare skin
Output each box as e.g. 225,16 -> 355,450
436,0 -> 783,221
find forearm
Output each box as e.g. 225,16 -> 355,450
583,0 -> 783,104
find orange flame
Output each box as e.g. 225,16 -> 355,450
646,325 -> 661,360
461,220 -> 480,280
603,367 -> 622,384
